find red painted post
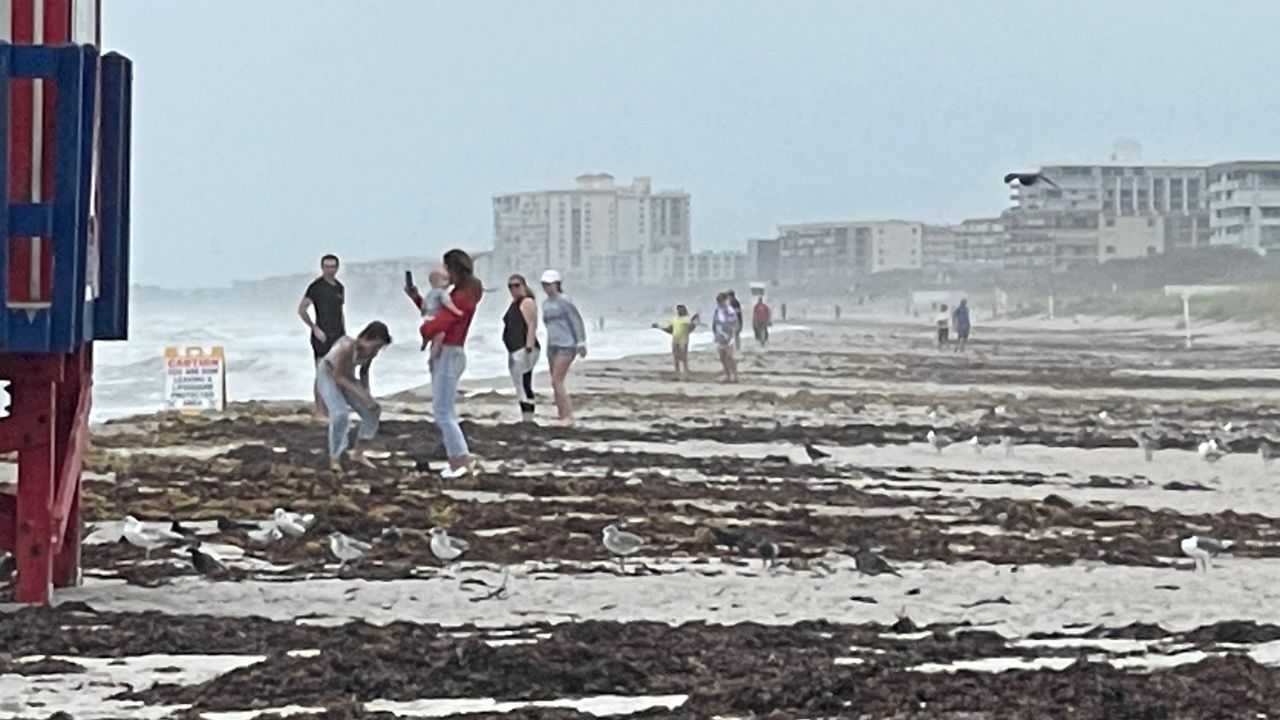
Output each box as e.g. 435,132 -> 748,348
13,378 -> 56,603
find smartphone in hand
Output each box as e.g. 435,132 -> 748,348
404,270 -> 415,290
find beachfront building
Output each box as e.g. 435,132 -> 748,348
746,237 -> 780,283
642,248 -> 747,286
772,220 -> 922,285
921,224 -> 957,271
950,217 -> 1006,270
1098,216 -> 1164,263
1006,162 -> 1209,270
491,173 -> 692,287
1206,161 -> 1280,255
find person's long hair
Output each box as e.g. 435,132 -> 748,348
443,249 -> 480,296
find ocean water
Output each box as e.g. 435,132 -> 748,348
91,290 -> 716,422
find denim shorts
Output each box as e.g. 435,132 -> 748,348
547,346 -> 578,359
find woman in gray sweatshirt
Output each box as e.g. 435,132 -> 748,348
539,269 -> 587,425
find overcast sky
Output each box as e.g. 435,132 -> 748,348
105,1 -> 1280,287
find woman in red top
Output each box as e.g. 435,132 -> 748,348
418,249 -> 483,479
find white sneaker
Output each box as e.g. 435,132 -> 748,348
440,464 -> 471,480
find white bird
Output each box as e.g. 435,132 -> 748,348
328,531 -> 372,566
1133,433 -> 1154,463
247,523 -> 283,545
968,436 -> 983,455
1198,439 -> 1226,464
999,435 -> 1017,457
274,508 -> 315,538
1260,440 -> 1277,468
927,430 -> 952,453
1181,535 -> 1233,572
429,526 -> 469,564
122,515 -> 185,559
1096,410 -> 1113,425
602,524 -> 647,570
1222,422 -> 1235,434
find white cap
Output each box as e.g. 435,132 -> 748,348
540,269 -> 562,284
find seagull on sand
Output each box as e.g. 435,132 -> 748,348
187,544 -> 225,576
429,526 -> 470,564
804,443 -> 832,462
756,538 -> 780,569
1198,439 -> 1226,464
968,436 -> 984,455
1133,432 -> 1155,463
123,515 -> 186,559
1181,535 -> 1233,572
854,545 -> 901,577
1260,440 -> 1277,468
927,430 -> 952,454
328,532 -> 372,567
602,524 -> 647,570
274,508 -> 315,538
247,523 -> 283,545
999,435 -> 1018,457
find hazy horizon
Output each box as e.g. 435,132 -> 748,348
106,0 -> 1280,288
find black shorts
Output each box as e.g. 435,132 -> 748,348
937,328 -> 949,343
956,328 -> 970,340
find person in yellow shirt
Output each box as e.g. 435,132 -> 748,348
653,304 -> 696,380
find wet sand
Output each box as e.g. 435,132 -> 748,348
6,316 -> 1280,718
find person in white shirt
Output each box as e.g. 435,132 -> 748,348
935,304 -> 951,349
712,292 -> 739,383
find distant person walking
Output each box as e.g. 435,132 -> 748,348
713,292 -> 739,383
728,291 -> 744,351
316,321 -> 392,471
952,299 -> 972,353
541,269 -> 588,425
935,304 -> 951,349
419,249 -> 484,479
752,297 -> 772,347
654,304 -> 695,380
298,254 -> 346,420
502,274 -> 540,422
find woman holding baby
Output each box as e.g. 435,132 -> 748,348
411,249 -> 483,480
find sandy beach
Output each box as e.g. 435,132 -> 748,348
6,315 -> 1280,718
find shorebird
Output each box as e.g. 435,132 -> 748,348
999,435 -> 1017,457
927,430 -> 952,453
1198,439 -> 1226,464
756,538 -> 780,569
429,526 -> 469,565
247,523 -> 283,545
187,544 -> 225,576
804,443 -> 831,462
122,516 -> 185,559
1260,440 -> 1277,469
274,508 -> 315,538
1133,432 -> 1155,463
968,436 -> 984,455
1181,535 -> 1232,572
602,524 -> 647,571
328,532 -> 372,567
854,545 -> 901,577
1096,410 -> 1114,426
1005,172 -> 1060,189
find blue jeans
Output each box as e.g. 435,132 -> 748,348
316,361 -> 380,459
431,345 -> 469,459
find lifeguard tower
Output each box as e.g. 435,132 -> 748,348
0,2 -> 132,604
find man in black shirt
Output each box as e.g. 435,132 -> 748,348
297,254 -> 346,419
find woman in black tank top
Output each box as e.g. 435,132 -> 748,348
503,275 -> 540,422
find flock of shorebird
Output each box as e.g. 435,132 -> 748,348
101,511 -> 658,576
70,405 -> 1260,583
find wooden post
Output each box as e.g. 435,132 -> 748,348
1182,292 -> 1193,349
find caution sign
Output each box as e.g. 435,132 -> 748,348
164,346 -> 227,413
